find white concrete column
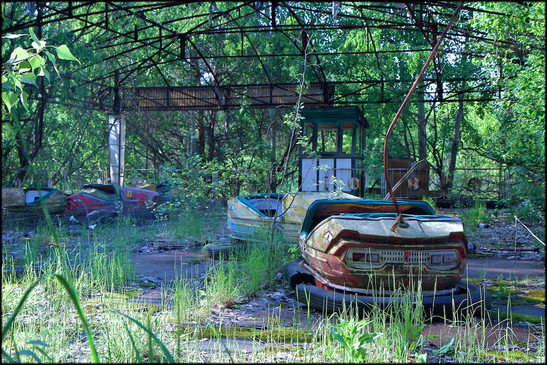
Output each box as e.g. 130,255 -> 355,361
108,114 -> 126,186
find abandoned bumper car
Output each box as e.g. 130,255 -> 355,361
208,192 -> 490,315
65,184 -> 159,224
287,198 -> 491,315
2,187 -> 67,216
202,192 -> 359,257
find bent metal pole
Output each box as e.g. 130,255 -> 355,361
384,1 -> 464,232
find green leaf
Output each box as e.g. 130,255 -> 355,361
44,50 -> 56,64
410,341 -> 417,351
17,61 -> 32,73
31,40 -> 46,51
29,28 -> 41,46
1,349 -> 17,363
32,346 -> 53,362
122,320 -> 144,363
56,45 -> 80,63
1,276 -> 43,341
207,322 -> 235,364
13,77 -> 23,92
29,55 -> 45,70
433,337 -> 454,355
416,353 -> 428,363
15,349 -> 42,362
20,72 -> 37,85
331,331 -> 350,351
2,91 -> 19,113
20,91 -> 29,111
9,47 -> 29,63
43,68 -> 50,82
116,311 -> 175,363
359,332 -> 381,344
53,274 -> 100,363
28,340 -> 49,347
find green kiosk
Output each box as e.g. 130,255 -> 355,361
299,106 -> 368,195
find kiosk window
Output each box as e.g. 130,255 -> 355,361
318,129 -> 338,153
342,129 -> 353,154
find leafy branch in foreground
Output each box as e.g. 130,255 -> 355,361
2,28 -> 80,113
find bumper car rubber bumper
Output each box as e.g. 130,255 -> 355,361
287,260 -> 491,316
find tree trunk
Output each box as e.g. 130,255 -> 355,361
447,95 -> 464,190
268,108 -> 277,192
401,116 -> 413,160
417,89 -> 427,161
269,108 -> 276,164
15,134 -> 29,183
189,111 -> 196,155
207,110 -> 216,162
197,113 -> 205,157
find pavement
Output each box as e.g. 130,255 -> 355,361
465,257 -> 545,319
131,250 -> 545,318
465,257 -> 545,281
133,249 -> 216,282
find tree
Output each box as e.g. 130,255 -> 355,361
1,2 -> 543,210
2,30 -> 79,112
2,26 -> 80,185
464,2 -> 545,213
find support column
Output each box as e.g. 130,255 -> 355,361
269,108 -> 276,163
108,114 -> 126,186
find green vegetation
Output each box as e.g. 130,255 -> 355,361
329,316 -> 382,363
2,211 -> 545,363
2,29 -> 80,113
1,2 -> 545,363
1,2 -> 544,224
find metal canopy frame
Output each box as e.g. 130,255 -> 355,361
3,1 -> 532,112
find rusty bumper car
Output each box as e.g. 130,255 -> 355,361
287,199 -> 490,316
2,187 -> 67,217
65,184 -> 159,224
203,192 -> 358,258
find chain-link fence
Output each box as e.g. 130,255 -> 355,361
5,165 -> 514,203
5,169 -> 108,192
5,168 -> 269,199
428,167 -> 509,201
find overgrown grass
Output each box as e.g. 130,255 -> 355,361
2,213 -> 545,363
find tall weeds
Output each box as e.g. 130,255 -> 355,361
3,210 -> 545,363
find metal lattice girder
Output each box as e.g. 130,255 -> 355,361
119,83 -> 333,111
3,1 -> 539,111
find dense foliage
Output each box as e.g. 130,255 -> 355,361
2,2 -> 544,218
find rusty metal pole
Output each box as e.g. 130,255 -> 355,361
384,1 -> 464,231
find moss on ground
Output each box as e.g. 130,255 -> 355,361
174,324 -> 321,343
487,310 -> 545,324
480,350 -> 535,363
477,276 -> 545,310
467,253 -> 492,258
523,289 -> 545,304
